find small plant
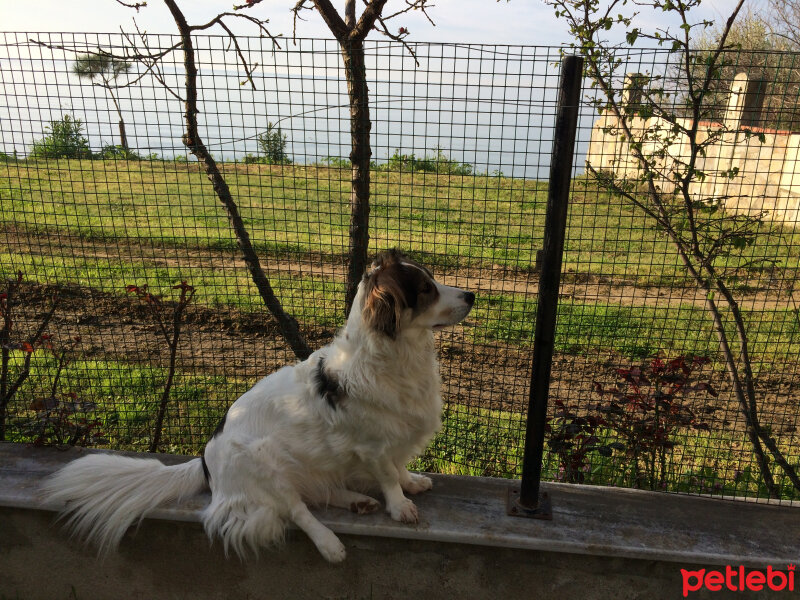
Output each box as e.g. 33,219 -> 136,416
21,335 -> 107,448
381,148 -> 473,175
593,355 -> 718,490
255,122 -> 292,165
546,398 -> 622,483
317,156 -> 351,169
98,144 -> 142,160
30,114 -> 92,159
0,272 -> 59,441
126,281 -> 196,452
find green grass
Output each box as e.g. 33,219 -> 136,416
3,160 -> 800,283
412,404 -> 527,478
9,349 -> 795,500
473,292 -> 800,367
3,248 -> 798,366
5,351 -> 251,453
2,158 -> 799,500
0,248 -> 347,327
0,159 -> 549,268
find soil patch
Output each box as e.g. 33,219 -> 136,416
8,281 -> 800,437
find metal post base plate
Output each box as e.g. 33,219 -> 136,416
506,487 -> 553,520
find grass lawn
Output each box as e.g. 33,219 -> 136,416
1,247 -> 798,368
6,349 -> 796,500
3,159 -> 800,284
2,158 -> 799,501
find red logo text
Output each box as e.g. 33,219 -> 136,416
682,565 -> 795,596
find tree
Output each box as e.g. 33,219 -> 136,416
73,53 -> 133,151
766,0 -> 800,48
106,0 -> 435,353
289,0 -> 435,314
160,0 -> 313,359
687,9 -> 800,131
33,0 -> 435,358
29,2 -> 312,358
547,0 -> 800,497
257,122 -> 292,165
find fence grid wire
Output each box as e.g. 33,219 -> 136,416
0,32 -> 798,503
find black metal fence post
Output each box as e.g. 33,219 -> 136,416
508,54 -> 583,518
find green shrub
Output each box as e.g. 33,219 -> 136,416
379,148 -> 473,175
317,156 -> 351,168
30,114 -> 92,159
98,145 -> 141,160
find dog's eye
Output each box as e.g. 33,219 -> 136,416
421,281 -> 433,294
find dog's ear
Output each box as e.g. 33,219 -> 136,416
363,270 -> 405,338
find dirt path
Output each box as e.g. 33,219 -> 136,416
4,227 -> 797,312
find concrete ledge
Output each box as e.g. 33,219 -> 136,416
2,443 -> 798,599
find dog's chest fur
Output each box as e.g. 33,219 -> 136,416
207,327 -> 442,485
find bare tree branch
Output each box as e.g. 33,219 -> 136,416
115,0 -> 147,10
312,0 -> 350,40
351,0 -> 389,40
345,0 -> 356,27
766,0 -> 800,48
291,0 -> 314,42
374,16 -> 418,65
160,0 -> 312,359
381,0 -> 436,24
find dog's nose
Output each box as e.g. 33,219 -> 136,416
462,291 -> 475,307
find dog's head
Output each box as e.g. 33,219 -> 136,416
360,250 -> 475,339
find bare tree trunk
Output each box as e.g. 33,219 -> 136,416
119,119 -> 128,152
341,39 -> 371,316
312,0 -> 389,316
118,120 -> 129,152
108,89 -> 130,152
164,0 -> 312,360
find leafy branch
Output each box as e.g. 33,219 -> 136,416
0,272 -> 59,441
548,0 -> 800,497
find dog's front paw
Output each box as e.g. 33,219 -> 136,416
388,497 -> 419,524
316,531 -> 347,563
402,473 -> 433,495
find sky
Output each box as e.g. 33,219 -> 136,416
1,0 -> 763,47
0,0 -> 774,174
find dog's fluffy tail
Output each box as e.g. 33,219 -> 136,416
42,453 -> 207,555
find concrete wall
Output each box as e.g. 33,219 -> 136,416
0,507 -> 784,600
586,73 -> 800,226
2,444 -> 797,600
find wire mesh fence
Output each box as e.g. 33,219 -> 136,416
0,32 -> 798,503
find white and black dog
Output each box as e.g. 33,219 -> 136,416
43,249 -> 475,562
